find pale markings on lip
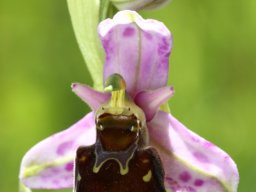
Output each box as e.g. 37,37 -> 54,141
77,173 -> 81,182
93,140 -> 138,175
143,170 -> 152,182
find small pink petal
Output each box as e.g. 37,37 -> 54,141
72,83 -> 110,111
98,10 -> 172,97
135,86 -> 174,121
19,112 -> 96,189
147,111 -> 239,192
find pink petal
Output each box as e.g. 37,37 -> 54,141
98,10 -> 172,97
147,111 -> 239,192
135,86 -> 174,121
19,112 -> 96,189
72,83 -> 110,111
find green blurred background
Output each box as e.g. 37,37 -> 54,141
0,0 -> 255,191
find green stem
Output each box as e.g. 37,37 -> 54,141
100,0 -> 118,21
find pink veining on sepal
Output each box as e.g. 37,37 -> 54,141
19,112 -> 96,189
72,83 -> 110,111
98,10 -> 172,97
135,86 -> 174,121
148,111 -> 239,192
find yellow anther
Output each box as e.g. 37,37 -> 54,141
110,90 -> 125,108
104,73 -> 126,91
104,85 -> 113,92
104,74 -> 126,108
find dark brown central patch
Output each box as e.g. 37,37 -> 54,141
97,113 -> 139,151
74,113 -> 166,192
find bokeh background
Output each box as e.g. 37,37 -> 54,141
0,0 -> 255,191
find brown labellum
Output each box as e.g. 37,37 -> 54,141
74,113 -> 166,192
74,74 -> 166,192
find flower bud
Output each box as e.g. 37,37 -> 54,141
111,0 -> 170,11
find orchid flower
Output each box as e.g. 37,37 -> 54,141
19,11 -> 239,192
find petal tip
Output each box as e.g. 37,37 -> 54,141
170,86 -> 174,93
148,111 -> 240,192
71,83 -> 77,89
